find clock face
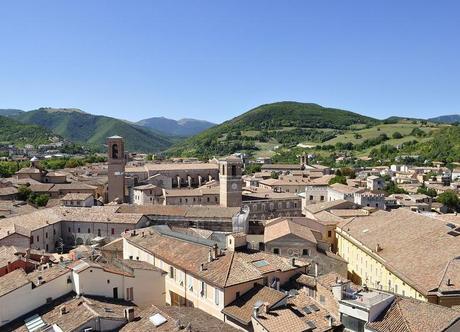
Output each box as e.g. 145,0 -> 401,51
231,183 -> 238,190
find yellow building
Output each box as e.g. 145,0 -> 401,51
336,209 -> 460,307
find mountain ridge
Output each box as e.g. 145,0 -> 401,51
9,108 -> 174,152
136,116 -> 215,136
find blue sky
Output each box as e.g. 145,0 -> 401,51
0,1 -> 459,123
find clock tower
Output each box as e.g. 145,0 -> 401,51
219,155 -> 242,208
107,136 -> 126,203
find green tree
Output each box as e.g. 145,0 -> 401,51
17,185 -> 32,201
244,163 -> 262,175
33,194 -> 49,207
270,171 -> 279,179
329,175 -> 347,185
437,190 -> 460,212
146,154 -> 153,161
384,181 -> 408,195
392,131 -> 403,139
417,184 -> 437,197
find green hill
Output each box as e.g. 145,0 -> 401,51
0,115 -> 58,146
13,108 -> 174,152
167,101 -> 379,158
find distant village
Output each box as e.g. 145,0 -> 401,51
0,136 -> 459,331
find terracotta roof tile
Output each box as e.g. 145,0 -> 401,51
366,297 -> 460,332
222,284 -> 287,325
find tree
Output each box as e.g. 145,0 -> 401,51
33,194 -> 49,207
340,167 -> 356,179
329,175 -> 347,185
392,131 -> 403,139
17,185 -> 32,201
270,171 -> 279,179
384,181 -> 408,195
417,184 -> 437,197
244,163 -> 262,175
146,154 -> 153,161
437,190 -> 460,212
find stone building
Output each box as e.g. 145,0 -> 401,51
219,156 -> 243,208
107,136 -> 126,203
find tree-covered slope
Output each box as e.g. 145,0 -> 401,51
136,116 -> 215,136
0,115 -> 58,146
167,101 -> 379,158
429,114 -> 460,124
14,108 -> 173,152
0,109 -> 25,117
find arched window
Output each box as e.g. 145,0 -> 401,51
112,144 -> 119,159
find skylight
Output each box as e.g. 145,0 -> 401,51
253,260 -> 270,268
149,313 -> 167,327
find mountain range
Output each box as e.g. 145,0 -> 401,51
0,104 -> 458,158
428,114 -> 460,124
136,117 -> 215,136
0,108 -> 173,152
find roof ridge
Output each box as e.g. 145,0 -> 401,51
394,298 -> 414,332
223,251 -> 236,287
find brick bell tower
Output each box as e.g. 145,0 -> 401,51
219,155 -> 243,208
107,136 -> 126,203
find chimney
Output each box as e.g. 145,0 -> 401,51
124,307 -> 135,322
37,276 -> 43,285
60,306 -> 67,316
208,249 -> 213,263
200,263 -> 205,272
376,243 -> 382,252
447,278 -> 452,286
327,315 -> 334,327
252,306 -> 259,318
25,248 -> 30,262
291,258 -> 296,267
331,283 -> 344,301
212,243 -> 218,260
314,262 -> 319,277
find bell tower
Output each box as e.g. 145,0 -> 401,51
219,155 -> 242,208
107,136 -> 126,203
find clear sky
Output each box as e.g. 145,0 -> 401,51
0,1 -> 459,123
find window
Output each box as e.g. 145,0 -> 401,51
231,165 -> 236,176
328,231 -> 332,237
302,249 -> 310,256
320,295 -> 325,304
273,248 -> 280,255
236,291 -> 240,298
320,195 -> 324,201
78,228 -> 80,233
107,279 -> 110,284
169,266 -> 175,279
309,195 -> 313,200
200,281 -> 207,297
126,287 -> 134,301
111,228 -> 115,235
68,227 -> 71,232
187,275 -> 194,292
97,229 -> 101,237
88,228 -> 91,233
214,288 -> 220,305
129,255 -> 133,260
36,235 -> 39,242
45,232 -> 48,239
